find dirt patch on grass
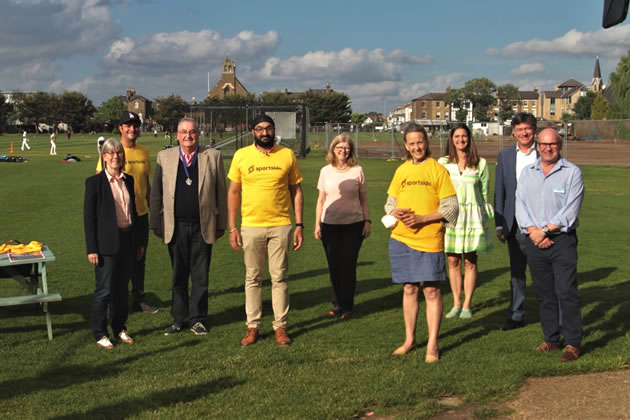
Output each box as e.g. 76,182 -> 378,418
431,369 -> 630,419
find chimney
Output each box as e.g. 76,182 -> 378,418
445,86 -> 452,93
126,88 -> 132,100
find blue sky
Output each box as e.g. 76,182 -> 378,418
2,0 -> 629,113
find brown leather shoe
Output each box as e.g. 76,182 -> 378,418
536,342 -> 561,352
240,328 -> 259,347
274,327 -> 292,346
560,345 -> 581,362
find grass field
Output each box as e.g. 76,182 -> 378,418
0,133 -> 629,418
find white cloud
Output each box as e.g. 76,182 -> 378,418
510,62 -> 545,75
0,0 -> 119,63
101,29 -> 280,71
252,48 -> 431,85
495,25 -> 630,57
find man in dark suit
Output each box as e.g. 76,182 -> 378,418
84,138 -> 145,349
150,118 -> 228,336
494,113 -> 538,330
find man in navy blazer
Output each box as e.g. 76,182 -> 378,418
494,113 -> 538,330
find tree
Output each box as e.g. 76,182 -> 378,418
298,91 -> 352,124
260,91 -> 291,105
0,94 -> 13,134
590,92 -> 610,120
154,94 -> 189,135
461,78 -> 496,122
95,96 -> 126,127
444,88 -> 467,121
561,112 -> 576,123
351,112 -> 367,125
58,91 -> 96,132
608,49 -> 630,119
496,84 -> 520,122
12,91 -> 58,131
573,91 -> 596,120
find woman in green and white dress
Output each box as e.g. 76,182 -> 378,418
438,123 -> 493,319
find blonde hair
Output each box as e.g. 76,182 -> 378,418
326,134 -> 358,167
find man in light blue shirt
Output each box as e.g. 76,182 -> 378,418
515,128 -> 584,362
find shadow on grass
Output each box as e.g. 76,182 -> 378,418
0,340 -> 203,402
579,266 -> 617,284
50,376 -> 243,419
580,280 -> 630,353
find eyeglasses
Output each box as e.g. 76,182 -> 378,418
538,142 -> 559,149
253,126 -> 274,134
335,146 -> 351,151
104,151 -> 124,156
178,129 -> 199,136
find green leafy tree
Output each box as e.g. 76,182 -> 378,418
590,92 -> 610,120
0,94 -> 13,134
154,94 -> 189,135
573,91 -> 596,120
95,96 -> 126,126
260,91 -> 291,105
58,91 -> 96,132
12,91 -> 59,131
496,84 -> 520,122
298,91 -> 352,124
608,49 -> 630,119
461,78 -> 497,122
444,88 -> 469,122
351,112 -> 367,125
561,112 -> 576,123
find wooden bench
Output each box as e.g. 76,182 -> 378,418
0,246 -> 62,340
0,293 -> 62,306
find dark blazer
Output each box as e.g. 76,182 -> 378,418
84,171 -> 139,255
494,144 -> 538,235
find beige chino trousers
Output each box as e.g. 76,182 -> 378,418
241,225 -> 292,329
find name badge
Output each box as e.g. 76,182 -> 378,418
553,187 -> 565,194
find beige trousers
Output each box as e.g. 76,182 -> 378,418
241,225 -> 292,329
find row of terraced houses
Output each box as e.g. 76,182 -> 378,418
387,57 -> 613,131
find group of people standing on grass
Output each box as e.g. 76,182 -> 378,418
83,111 -> 585,363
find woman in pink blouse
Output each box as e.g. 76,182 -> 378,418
315,134 -> 371,319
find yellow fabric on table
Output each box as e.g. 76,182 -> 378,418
0,241 -> 43,254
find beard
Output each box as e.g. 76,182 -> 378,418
254,134 -> 275,149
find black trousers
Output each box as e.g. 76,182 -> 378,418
130,213 -> 149,305
506,227 -> 528,322
320,221 -> 364,312
167,220 -> 212,327
92,230 -> 133,340
526,232 -> 582,348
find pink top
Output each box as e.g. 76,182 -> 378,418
317,164 -> 367,224
104,170 -> 132,229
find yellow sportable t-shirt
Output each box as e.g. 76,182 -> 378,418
387,158 -> 456,252
228,144 -> 303,227
96,143 -> 151,216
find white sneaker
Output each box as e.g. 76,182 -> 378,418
118,330 -> 134,344
96,336 -> 113,349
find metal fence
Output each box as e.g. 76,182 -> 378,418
187,104 -> 310,157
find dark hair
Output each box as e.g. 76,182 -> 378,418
251,114 -> 275,130
402,123 -> 431,160
510,112 -> 537,129
444,123 -> 480,168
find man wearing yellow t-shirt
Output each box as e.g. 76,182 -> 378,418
96,111 -> 158,314
227,115 -> 304,347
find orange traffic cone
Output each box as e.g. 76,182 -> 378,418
10,142 -> 14,153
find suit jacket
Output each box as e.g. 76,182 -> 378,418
84,171 -> 139,255
150,146 -> 227,244
494,145 -> 538,235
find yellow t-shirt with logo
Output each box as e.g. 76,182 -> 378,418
387,158 -> 456,252
228,144 -> 303,227
96,143 -> 151,216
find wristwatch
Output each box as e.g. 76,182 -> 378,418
542,225 -> 550,236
